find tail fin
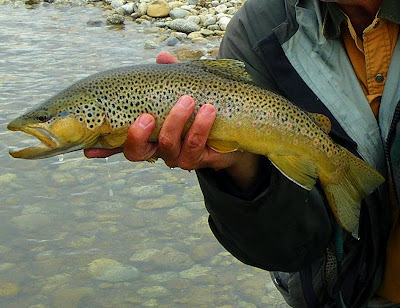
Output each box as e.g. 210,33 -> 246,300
321,147 -> 385,236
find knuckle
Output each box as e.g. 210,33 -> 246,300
185,133 -> 204,150
158,134 -> 175,150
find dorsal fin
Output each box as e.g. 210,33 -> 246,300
306,112 -> 332,134
191,59 -> 253,83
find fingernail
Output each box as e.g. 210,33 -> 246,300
178,96 -> 193,109
138,115 -> 152,128
200,104 -> 216,116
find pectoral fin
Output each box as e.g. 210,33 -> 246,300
207,139 -> 239,153
268,153 -> 317,190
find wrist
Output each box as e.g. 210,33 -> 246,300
224,153 -> 261,191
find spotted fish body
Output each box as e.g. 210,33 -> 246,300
7,60 -> 384,234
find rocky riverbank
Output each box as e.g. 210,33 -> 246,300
3,0 -> 245,60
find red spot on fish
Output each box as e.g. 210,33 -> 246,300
224,110 -> 228,114
314,139 -> 318,144
269,111 -> 274,116
266,129 -> 271,135
328,151 -> 333,157
301,129 -> 307,134
252,122 -> 257,126
287,123 -> 291,128
245,105 -> 249,109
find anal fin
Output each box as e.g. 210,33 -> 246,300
207,139 -> 239,153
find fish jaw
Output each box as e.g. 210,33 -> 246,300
7,117 -> 100,159
7,124 -> 60,159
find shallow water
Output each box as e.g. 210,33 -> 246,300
0,3 -> 289,307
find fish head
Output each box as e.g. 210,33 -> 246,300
7,89 -> 110,159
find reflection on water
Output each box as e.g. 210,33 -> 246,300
0,3 -> 288,307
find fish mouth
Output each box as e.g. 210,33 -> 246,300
7,124 -> 60,159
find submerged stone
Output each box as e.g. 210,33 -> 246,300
88,258 -> 139,282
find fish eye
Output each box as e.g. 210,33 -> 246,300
36,114 -> 49,122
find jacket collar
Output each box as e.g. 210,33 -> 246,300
322,0 -> 400,39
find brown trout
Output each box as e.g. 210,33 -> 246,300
7,59 -> 384,234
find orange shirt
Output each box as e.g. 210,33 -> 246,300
342,17 -> 400,303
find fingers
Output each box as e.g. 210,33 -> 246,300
84,147 -> 123,158
157,96 -> 195,166
178,104 -> 216,169
123,114 -> 158,162
156,51 -> 179,64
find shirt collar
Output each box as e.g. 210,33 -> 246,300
322,0 -> 400,39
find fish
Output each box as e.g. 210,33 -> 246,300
7,59 -> 385,234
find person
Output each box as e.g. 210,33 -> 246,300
85,0 -> 400,306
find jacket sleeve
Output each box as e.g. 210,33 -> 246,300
196,0 -> 333,272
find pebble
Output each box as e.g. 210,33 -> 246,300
137,286 -> 169,297
135,194 -> 178,209
169,7 -> 188,19
165,36 -> 179,46
144,40 -> 158,49
147,0 -> 170,18
106,14 -> 125,25
169,18 -> 200,33
86,19 -> 103,27
130,247 -> 195,271
88,258 -> 139,282
0,282 -> 18,299
129,185 -> 164,198
186,15 -> 200,24
121,2 -> 134,14
203,16 -> 217,27
179,264 -> 211,279
174,47 -> 204,60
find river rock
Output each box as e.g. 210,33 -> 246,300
110,0 -> 124,9
186,0 -> 198,4
106,14 -> 125,25
169,19 -> 200,33
130,247 -> 194,271
167,206 -> 192,220
137,286 -> 169,298
215,4 -> 228,13
0,282 -> 18,299
144,40 -> 158,49
186,15 -> 200,24
174,47 -> 204,60
121,2 -> 135,14
169,7 -> 188,19
88,258 -> 139,282
137,2 -> 148,16
135,194 -> 178,209
147,0 -> 170,18
169,0 -> 185,8
179,264 -> 212,279
173,31 -> 188,40
218,16 -> 231,30
200,28 -> 214,36
129,185 -> 164,198
86,20 -> 103,27
165,36 -> 179,46
53,287 -> 94,307
203,16 -> 217,27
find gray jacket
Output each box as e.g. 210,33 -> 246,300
196,0 -> 400,307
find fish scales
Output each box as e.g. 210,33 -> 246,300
7,59 -> 385,236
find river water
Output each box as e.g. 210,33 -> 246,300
0,2 -> 288,307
